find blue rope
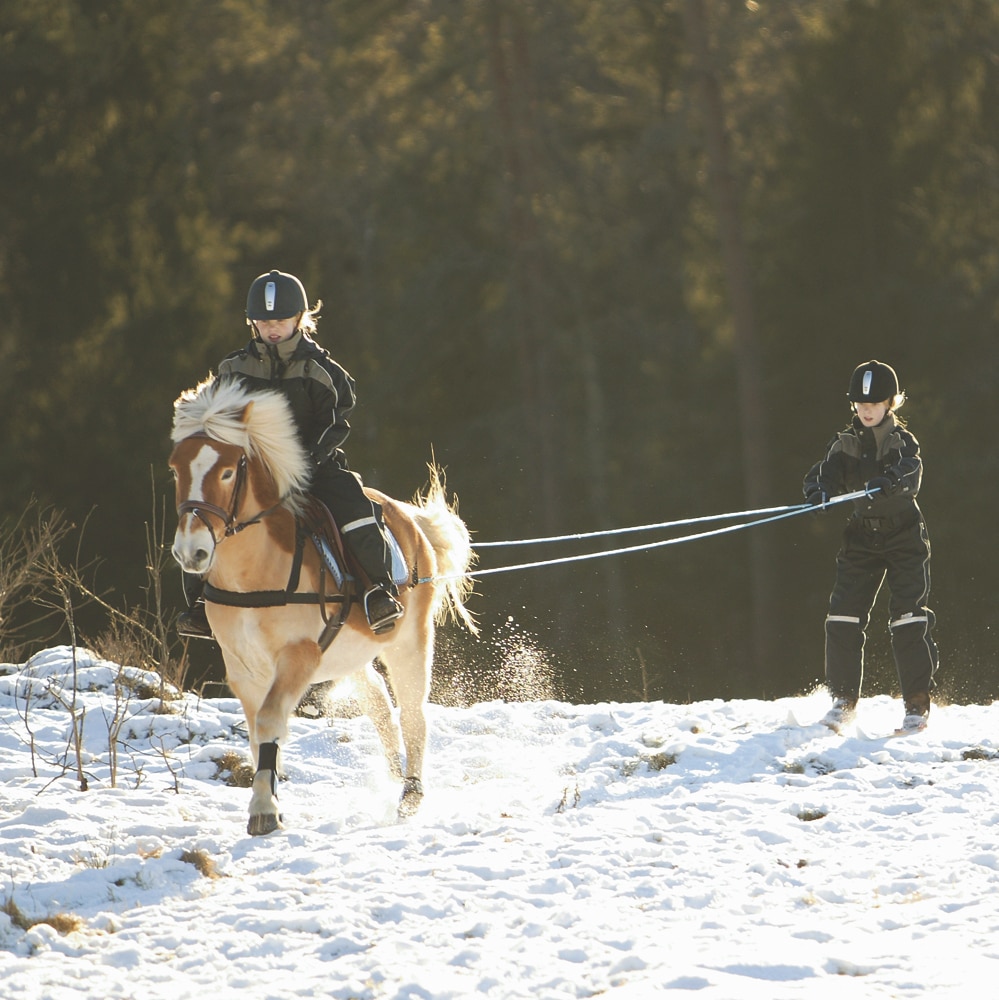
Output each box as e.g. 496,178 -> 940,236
472,501 -> 815,548
427,489 -> 868,584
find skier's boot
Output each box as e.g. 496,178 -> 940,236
899,691 -> 930,733
821,697 -> 857,733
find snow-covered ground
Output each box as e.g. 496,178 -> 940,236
2,646 -> 998,999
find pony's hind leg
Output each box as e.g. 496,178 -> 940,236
381,630 -> 433,818
247,638 -> 322,836
353,662 -> 404,782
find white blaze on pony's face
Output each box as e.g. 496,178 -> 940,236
169,436 -> 242,575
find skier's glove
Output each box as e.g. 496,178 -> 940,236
865,476 -> 894,498
806,490 -> 828,512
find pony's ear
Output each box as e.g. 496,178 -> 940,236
240,401 -> 255,424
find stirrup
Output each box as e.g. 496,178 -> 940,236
364,586 -> 404,634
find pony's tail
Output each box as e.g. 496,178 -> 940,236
412,465 -> 479,635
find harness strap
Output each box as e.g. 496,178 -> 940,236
202,528 -> 339,608
852,507 -> 919,533
202,585 -> 346,609
201,519 -> 353,651
316,600 -> 350,652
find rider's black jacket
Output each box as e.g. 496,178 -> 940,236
218,330 -> 355,470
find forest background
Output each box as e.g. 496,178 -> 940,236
1,0 -> 997,706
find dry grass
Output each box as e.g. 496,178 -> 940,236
212,749 -> 255,788
180,848 -> 221,879
645,751 -> 678,771
2,896 -> 83,935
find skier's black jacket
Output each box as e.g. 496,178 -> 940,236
802,412 -> 922,521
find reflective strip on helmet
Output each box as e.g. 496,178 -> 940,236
862,370 -> 873,396
265,280 -> 277,311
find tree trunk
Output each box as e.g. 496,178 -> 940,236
684,0 -> 777,688
485,1 -> 561,535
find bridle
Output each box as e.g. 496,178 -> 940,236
174,435 -> 354,650
176,442 -> 286,553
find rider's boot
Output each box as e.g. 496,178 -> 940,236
345,521 -> 405,634
363,584 -> 405,634
177,573 -> 214,639
177,600 -> 213,639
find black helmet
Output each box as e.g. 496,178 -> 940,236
246,270 -> 308,321
847,360 -> 899,402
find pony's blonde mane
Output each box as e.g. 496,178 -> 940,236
172,376 -> 310,501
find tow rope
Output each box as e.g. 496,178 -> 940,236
423,489 -> 871,584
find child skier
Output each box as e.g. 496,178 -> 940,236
803,360 -> 938,733
177,269 -> 404,639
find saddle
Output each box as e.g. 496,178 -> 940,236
300,495 -> 352,589
202,495 -> 406,650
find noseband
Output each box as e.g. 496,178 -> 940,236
177,448 -> 285,551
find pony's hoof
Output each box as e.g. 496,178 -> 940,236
247,812 -> 282,836
398,777 -> 424,818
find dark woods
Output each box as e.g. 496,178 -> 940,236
1,1 -> 997,703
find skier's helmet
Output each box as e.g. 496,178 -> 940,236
847,360 -> 899,403
246,270 -> 308,321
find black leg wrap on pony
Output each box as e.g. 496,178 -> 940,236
257,741 -> 279,795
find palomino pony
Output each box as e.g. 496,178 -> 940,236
169,376 -> 477,835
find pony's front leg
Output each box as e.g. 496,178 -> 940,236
247,639 -> 322,837
247,741 -> 282,836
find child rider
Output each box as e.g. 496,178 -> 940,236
177,269 -> 405,638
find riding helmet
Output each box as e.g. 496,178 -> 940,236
246,269 -> 308,320
847,360 -> 899,402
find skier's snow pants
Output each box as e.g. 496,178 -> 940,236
824,509 -> 938,704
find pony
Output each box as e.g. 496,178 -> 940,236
168,376 -> 477,835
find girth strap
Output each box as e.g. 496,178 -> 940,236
202,522 -> 348,609
203,525 -> 314,607
202,585 -> 345,609
201,520 -> 353,652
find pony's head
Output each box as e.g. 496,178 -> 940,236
171,376 -> 311,502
